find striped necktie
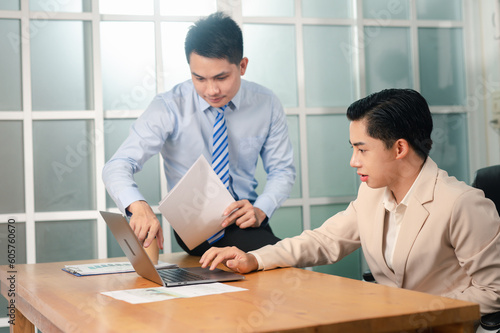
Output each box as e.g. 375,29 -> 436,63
212,104 -> 230,188
207,104 -> 230,245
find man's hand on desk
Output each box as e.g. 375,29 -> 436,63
221,199 -> 267,229
127,200 -> 164,250
200,246 -> 259,273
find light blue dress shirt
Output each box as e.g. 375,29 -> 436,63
103,79 -> 296,220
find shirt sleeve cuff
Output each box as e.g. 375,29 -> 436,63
253,195 -> 277,220
116,188 -> 147,215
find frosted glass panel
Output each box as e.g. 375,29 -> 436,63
36,220 -> 97,263
0,19 -> 22,111
363,0 -> 410,20
303,25 -> 355,107
0,222 -> 26,264
170,226 -> 184,253
99,0 -> 153,15
0,0 -> 19,10
101,22 -> 156,111
243,24 -> 298,107
255,115 -> 301,199
107,227 -> 123,258
310,204 -> 347,229
33,120 -> 96,212
311,204 -> 360,280
419,28 -> 465,106
302,0 -> 352,19
364,27 -> 412,94
30,20 -> 92,111
30,0 -> 91,12
0,121 -> 24,214
104,119 -> 161,209
161,22 -> 192,91
242,0 -> 294,17
417,0 -> 462,21
307,115 -> 358,197
271,206 -> 303,239
160,0 -> 216,16
311,204 -> 361,279
430,113 -> 469,183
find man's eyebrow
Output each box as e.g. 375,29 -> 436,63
349,140 -> 366,147
213,71 -> 229,78
191,71 -> 229,79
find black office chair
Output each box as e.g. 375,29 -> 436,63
472,165 -> 500,215
472,165 -> 500,332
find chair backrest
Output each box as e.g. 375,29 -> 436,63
473,166 -> 500,331
472,165 -> 500,215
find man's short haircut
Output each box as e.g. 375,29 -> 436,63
346,88 -> 433,160
185,12 -> 243,65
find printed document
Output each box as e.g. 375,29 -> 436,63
158,155 -> 235,250
101,283 -> 246,304
62,261 -> 176,276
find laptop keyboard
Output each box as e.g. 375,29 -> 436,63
158,268 -> 210,283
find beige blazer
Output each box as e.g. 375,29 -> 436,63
252,158 -> 500,314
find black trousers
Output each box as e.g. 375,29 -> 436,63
174,221 -> 281,256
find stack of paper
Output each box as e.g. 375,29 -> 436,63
63,261 -> 176,276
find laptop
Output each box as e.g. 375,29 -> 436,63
100,211 -> 244,287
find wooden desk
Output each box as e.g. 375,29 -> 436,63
1,253 -> 479,332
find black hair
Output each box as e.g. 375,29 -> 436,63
184,12 -> 243,65
346,88 -> 433,160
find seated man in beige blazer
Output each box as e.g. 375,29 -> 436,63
200,88 -> 500,316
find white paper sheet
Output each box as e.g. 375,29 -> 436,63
101,283 -> 246,304
158,155 -> 235,250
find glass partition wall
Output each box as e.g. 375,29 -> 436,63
0,3 -> 480,324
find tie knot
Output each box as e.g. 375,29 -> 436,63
219,104 -> 229,113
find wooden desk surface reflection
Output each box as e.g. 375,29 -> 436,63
1,253 -> 479,332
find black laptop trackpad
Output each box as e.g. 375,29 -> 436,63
187,267 -> 245,282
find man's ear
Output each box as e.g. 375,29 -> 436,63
394,139 -> 410,160
240,57 -> 249,75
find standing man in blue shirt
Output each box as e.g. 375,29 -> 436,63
102,12 -> 296,259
